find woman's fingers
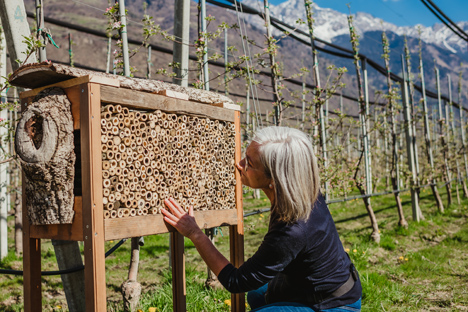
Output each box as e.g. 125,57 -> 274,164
164,198 -> 185,217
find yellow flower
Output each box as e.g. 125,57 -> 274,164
149,308 -> 157,312
260,214 -> 264,218
258,217 -> 262,220
55,306 -> 62,310
362,251 -> 365,255
353,249 -> 357,253
405,258 -> 408,261
137,310 -> 143,312
399,256 -> 404,260
345,248 -> 350,253
224,299 -> 232,306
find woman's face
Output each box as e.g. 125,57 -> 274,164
236,142 -> 271,190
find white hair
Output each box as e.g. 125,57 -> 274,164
252,126 -> 320,223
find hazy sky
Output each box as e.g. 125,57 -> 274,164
267,0 -> 468,27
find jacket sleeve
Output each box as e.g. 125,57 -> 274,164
217,221 -> 306,293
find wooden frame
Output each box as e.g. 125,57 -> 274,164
20,76 -> 245,312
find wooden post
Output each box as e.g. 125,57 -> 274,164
117,0 -> 130,77
264,0 -> 280,125
35,0 -> 47,62
22,174 -> 42,312
80,83 -> 106,311
0,0 -> 37,69
224,28 -> 229,96
458,74 -> 468,197
362,59 -> 373,199
200,0 -> 210,90
0,27 -> 7,260
401,55 -> 421,222
231,110 -> 245,312
147,46 -> 152,79
435,66 -> 452,206
173,0 -> 190,87
447,74 -> 462,204
420,59 -> 444,211
171,232 -> 186,311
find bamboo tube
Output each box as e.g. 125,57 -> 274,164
122,107 -> 129,116
117,209 -> 125,218
130,208 -> 137,217
104,210 -> 111,219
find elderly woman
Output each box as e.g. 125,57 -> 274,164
161,126 -> 362,311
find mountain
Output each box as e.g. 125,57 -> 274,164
16,0 -> 468,113
242,0 -> 468,56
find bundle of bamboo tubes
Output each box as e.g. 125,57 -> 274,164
101,104 -> 236,219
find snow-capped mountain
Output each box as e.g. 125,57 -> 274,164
241,0 -> 468,54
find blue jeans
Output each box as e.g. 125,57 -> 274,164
247,284 -> 361,311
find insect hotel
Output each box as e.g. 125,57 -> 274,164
11,62 -> 245,312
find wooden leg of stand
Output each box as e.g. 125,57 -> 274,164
171,232 -> 186,312
23,237 -> 42,312
22,180 -> 42,312
230,225 -> 245,312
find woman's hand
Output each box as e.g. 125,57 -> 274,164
161,198 -> 202,240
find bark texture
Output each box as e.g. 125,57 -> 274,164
15,87 -> 75,225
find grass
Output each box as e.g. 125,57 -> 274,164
1,186 -> 468,311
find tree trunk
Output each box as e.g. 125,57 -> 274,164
122,237 -> 142,312
356,184 -> 380,243
15,88 -> 75,225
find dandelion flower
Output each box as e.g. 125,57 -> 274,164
224,299 -> 232,306
149,308 -> 157,312
353,249 -> 357,253
345,248 -> 350,253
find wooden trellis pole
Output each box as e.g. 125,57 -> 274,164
435,65 -> 452,206
419,58 -> 444,212
447,74 -> 462,204
362,59 -> 373,198
458,73 -> 468,197
401,55 -> 421,222
264,0 -> 280,125
382,32 -> 407,227
200,0 -> 210,90
304,0 -> 329,200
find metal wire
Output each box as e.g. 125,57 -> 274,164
0,238 -> 127,276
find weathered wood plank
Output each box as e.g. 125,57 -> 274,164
104,209 -> 238,240
30,197 -> 83,240
100,86 -> 235,122
20,75 -> 119,99
80,83 -> 106,312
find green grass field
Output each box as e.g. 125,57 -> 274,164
1,185 -> 467,311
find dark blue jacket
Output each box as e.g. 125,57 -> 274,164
218,194 -> 362,311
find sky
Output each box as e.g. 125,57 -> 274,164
267,0 -> 468,27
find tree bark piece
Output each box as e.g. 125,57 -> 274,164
15,87 -> 75,225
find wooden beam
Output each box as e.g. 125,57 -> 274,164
231,110 -> 245,312
104,209 -> 238,241
18,75 -> 119,99
100,86 -> 235,122
80,83 -> 106,312
30,197 -> 83,240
